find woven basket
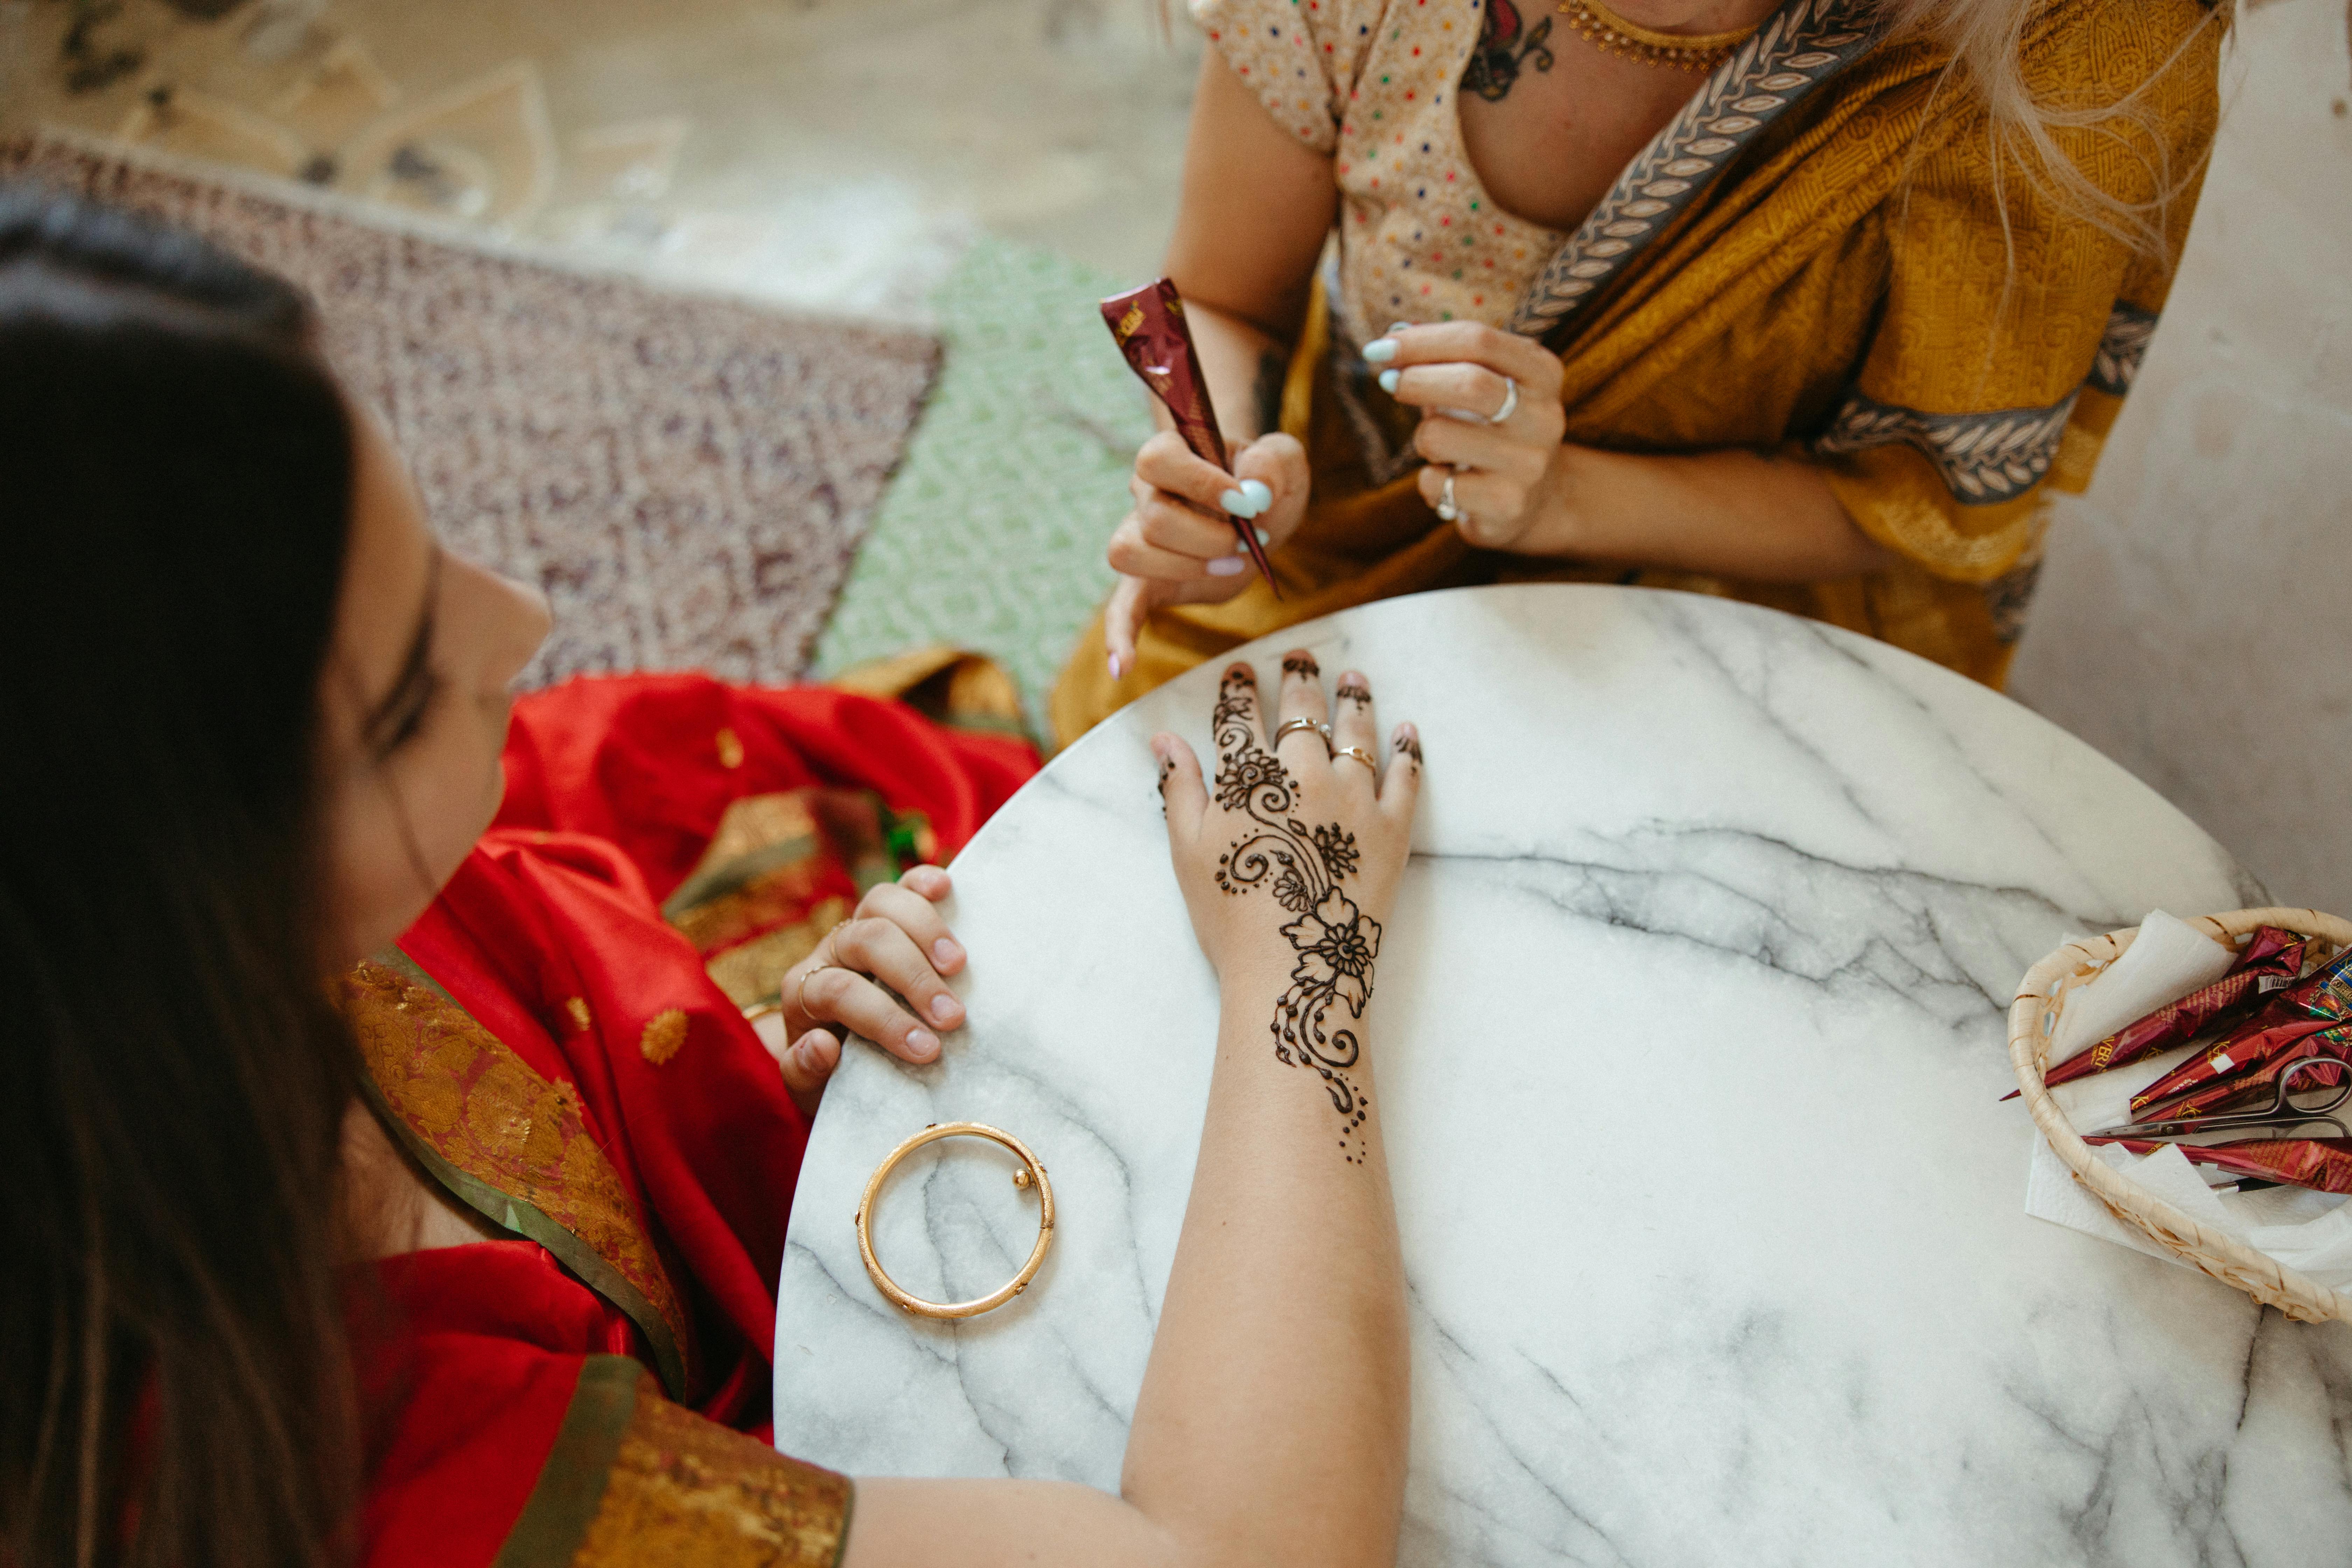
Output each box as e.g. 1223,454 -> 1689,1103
2009,906 -> 2352,1324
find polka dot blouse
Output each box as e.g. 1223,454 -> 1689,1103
1190,0 -> 1567,344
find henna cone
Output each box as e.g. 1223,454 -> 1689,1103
2093,1137 -> 2352,1195
2018,926 -> 2309,1101
2130,944 -> 2352,1118
1100,278 -> 1281,597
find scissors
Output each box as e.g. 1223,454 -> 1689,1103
2086,1054 -> 2352,1146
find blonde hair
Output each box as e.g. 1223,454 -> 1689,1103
1881,0 -> 2231,259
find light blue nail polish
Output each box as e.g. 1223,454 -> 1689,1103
1363,337 -> 1399,364
1378,368 -> 1401,395
1256,526 -> 1271,546
1386,320 -> 1413,335
1206,555 -> 1248,576
1239,479 -> 1272,512
1220,487 -> 1255,516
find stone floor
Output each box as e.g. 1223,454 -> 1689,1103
0,0 -> 1201,314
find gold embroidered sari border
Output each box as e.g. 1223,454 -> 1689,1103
513,1363 -> 856,1568
349,950 -> 693,1400
489,1356 -> 642,1568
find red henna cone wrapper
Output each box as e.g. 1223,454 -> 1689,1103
2016,925 -> 2308,1100
2094,1137 -> 2352,1195
2131,944 -> 2352,1117
2132,1037 -> 2349,1127
1100,278 -> 1281,597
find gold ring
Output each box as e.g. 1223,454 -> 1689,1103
1272,716 -> 1332,751
771,917 -> 852,1029
1334,746 -> 1379,773
855,1121 -> 1055,1318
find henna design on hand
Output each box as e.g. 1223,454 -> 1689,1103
1209,667 -> 1380,1163
1280,653 -> 1321,679
1335,679 -> 1371,707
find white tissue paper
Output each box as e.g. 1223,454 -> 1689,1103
2021,910 -> 2352,1289
2045,909 -> 2236,1068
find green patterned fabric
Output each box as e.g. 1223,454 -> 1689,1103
812,238 -> 1151,738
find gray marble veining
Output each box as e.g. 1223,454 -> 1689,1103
774,584 -> 2350,1566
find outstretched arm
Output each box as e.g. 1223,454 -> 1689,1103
845,656 -> 1420,1568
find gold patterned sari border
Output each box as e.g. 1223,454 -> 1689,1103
358,949 -> 692,1401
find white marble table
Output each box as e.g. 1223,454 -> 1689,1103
773,584 -> 2352,1566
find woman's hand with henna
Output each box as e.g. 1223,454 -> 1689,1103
756,865 -> 968,1114
1153,653 -> 1420,986
1362,322 -> 1567,551
1102,429 -> 1310,680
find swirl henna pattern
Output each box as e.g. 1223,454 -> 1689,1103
1210,668 -> 1380,1162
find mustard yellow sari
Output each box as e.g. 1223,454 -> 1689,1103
1052,0 -> 2223,746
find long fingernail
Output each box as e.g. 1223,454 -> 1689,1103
1239,479 -> 1272,511
908,1028 -> 940,1059
1363,336 -> 1398,364
1378,369 -> 1401,394
930,992 -> 961,1022
1220,487 -> 1258,517
1108,650 -> 1124,679
1256,526 -> 1271,545
1206,556 -> 1247,576
933,937 -> 961,966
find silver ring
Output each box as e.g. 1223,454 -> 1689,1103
1435,472 -> 1458,523
1488,376 -> 1519,425
1272,716 -> 1332,750
1333,746 -> 1379,774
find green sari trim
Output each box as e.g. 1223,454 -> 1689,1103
488,1355 -> 643,1568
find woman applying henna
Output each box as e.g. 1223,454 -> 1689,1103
1051,0 -> 2226,741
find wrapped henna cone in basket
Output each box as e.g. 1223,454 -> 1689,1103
2008,907 -> 2352,1324
2123,944 -> 2352,1118
2029,924 -> 2306,1093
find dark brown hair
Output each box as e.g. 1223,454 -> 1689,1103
0,187 -> 364,1568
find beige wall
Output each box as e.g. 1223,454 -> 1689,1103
2010,0 -> 2352,918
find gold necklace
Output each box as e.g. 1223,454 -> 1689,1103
1555,0 -> 1758,72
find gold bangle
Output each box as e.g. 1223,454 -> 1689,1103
855,1121 -> 1055,1318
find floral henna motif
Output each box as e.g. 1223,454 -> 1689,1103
1209,667 -> 1380,1162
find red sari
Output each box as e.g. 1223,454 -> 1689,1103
346,673 -> 1037,1567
